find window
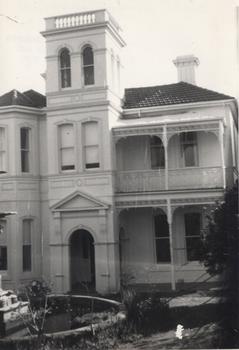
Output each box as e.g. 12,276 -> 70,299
180,132 -> 198,167
83,46 -> 94,85
60,48 -> 71,88
0,127 -> 6,173
20,127 -> 30,173
154,214 -> 170,263
22,219 -> 32,271
150,136 -> 165,169
59,124 -> 75,171
83,121 -> 99,169
184,213 -> 202,261
0,220 -> 7,270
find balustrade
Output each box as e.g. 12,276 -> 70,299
55,13 -> 96,28
116,166 -> 223,193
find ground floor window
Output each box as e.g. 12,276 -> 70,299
0,220 -> 7,270
0,246 -> 7,270
184,212 -> 202,261
22,219 -> 32,271
154,214 -> 170,263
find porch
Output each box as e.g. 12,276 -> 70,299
118,203 -> 219,289
113,119 -> 227,193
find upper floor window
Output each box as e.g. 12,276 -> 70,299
154,214 -> 170,263
184,212 -> 202,261
180,132 -> 198,167
82,121 -> 99,169
0,127 -> 6,173
0,220 -> 7,270
82,46 -> 94,85
150,136 -> 165,169
60,48 -> 71,88
22,219 -> 32,272
59,124 -> 75,171
20,127 -> 30,173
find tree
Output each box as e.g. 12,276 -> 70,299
199,181 -> 238,348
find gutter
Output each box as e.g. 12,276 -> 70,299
122,99 -> 236,118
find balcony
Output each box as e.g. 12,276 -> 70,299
116,166 -> 223,193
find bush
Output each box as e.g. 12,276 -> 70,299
122,289 -> 171,335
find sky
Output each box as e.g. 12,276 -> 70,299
0,0 -> 239,98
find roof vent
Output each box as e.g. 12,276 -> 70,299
173,55 -> 199,85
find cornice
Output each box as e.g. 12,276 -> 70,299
0,105 -> 46,116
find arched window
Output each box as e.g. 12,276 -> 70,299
82,46 -> 94,85
150,136 -> 165,169
59,48 -> 71,88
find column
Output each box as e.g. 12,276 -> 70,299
163,126 -> 169,190
219,121 -> 226,189
50,212 -> 64,292
167,199 -> 176,290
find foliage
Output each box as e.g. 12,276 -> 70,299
17,280 -> 52,337
199,181 -> 239,348
199,181 -> 238,278
122,288 -> 171,335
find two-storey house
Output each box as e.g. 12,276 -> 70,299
0,9 -> 237,294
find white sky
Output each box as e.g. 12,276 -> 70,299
0,0 -> 239,97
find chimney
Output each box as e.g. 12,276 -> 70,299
173,55 -> 199,85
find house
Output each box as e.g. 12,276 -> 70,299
0,9 -> 237,294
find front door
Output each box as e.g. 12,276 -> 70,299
70,229 -> 95,291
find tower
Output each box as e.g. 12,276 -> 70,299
41,10 -> 125,294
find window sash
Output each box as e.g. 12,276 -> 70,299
59,124 -> 75,171
83,122 -> 100,169
83,66 -> 94,85
154,214 -> 170,263
60,49 -> 71,88
180,132 -> 198,167
184,213 -> 201,261
20,128 -> 30,173
23,245 -> 31,271
0,246 -> 7,270
150,137 -> 165,169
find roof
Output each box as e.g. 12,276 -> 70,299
123,82 -> 234,109
0,89 -> 46,108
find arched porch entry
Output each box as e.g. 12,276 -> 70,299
69,229 -> 95,292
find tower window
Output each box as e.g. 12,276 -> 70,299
82,121 -> 99,169
60,48 -> 71,88
83,46 -> 94,85
59,124 -> 75,171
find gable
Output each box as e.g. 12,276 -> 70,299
51,191 -> 109,212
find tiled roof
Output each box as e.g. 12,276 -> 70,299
123,82 -> 234,109
0,89 -> 46,108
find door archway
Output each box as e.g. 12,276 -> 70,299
69,229 -> 95,291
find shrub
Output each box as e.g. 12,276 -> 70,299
122,289 -> 171,335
